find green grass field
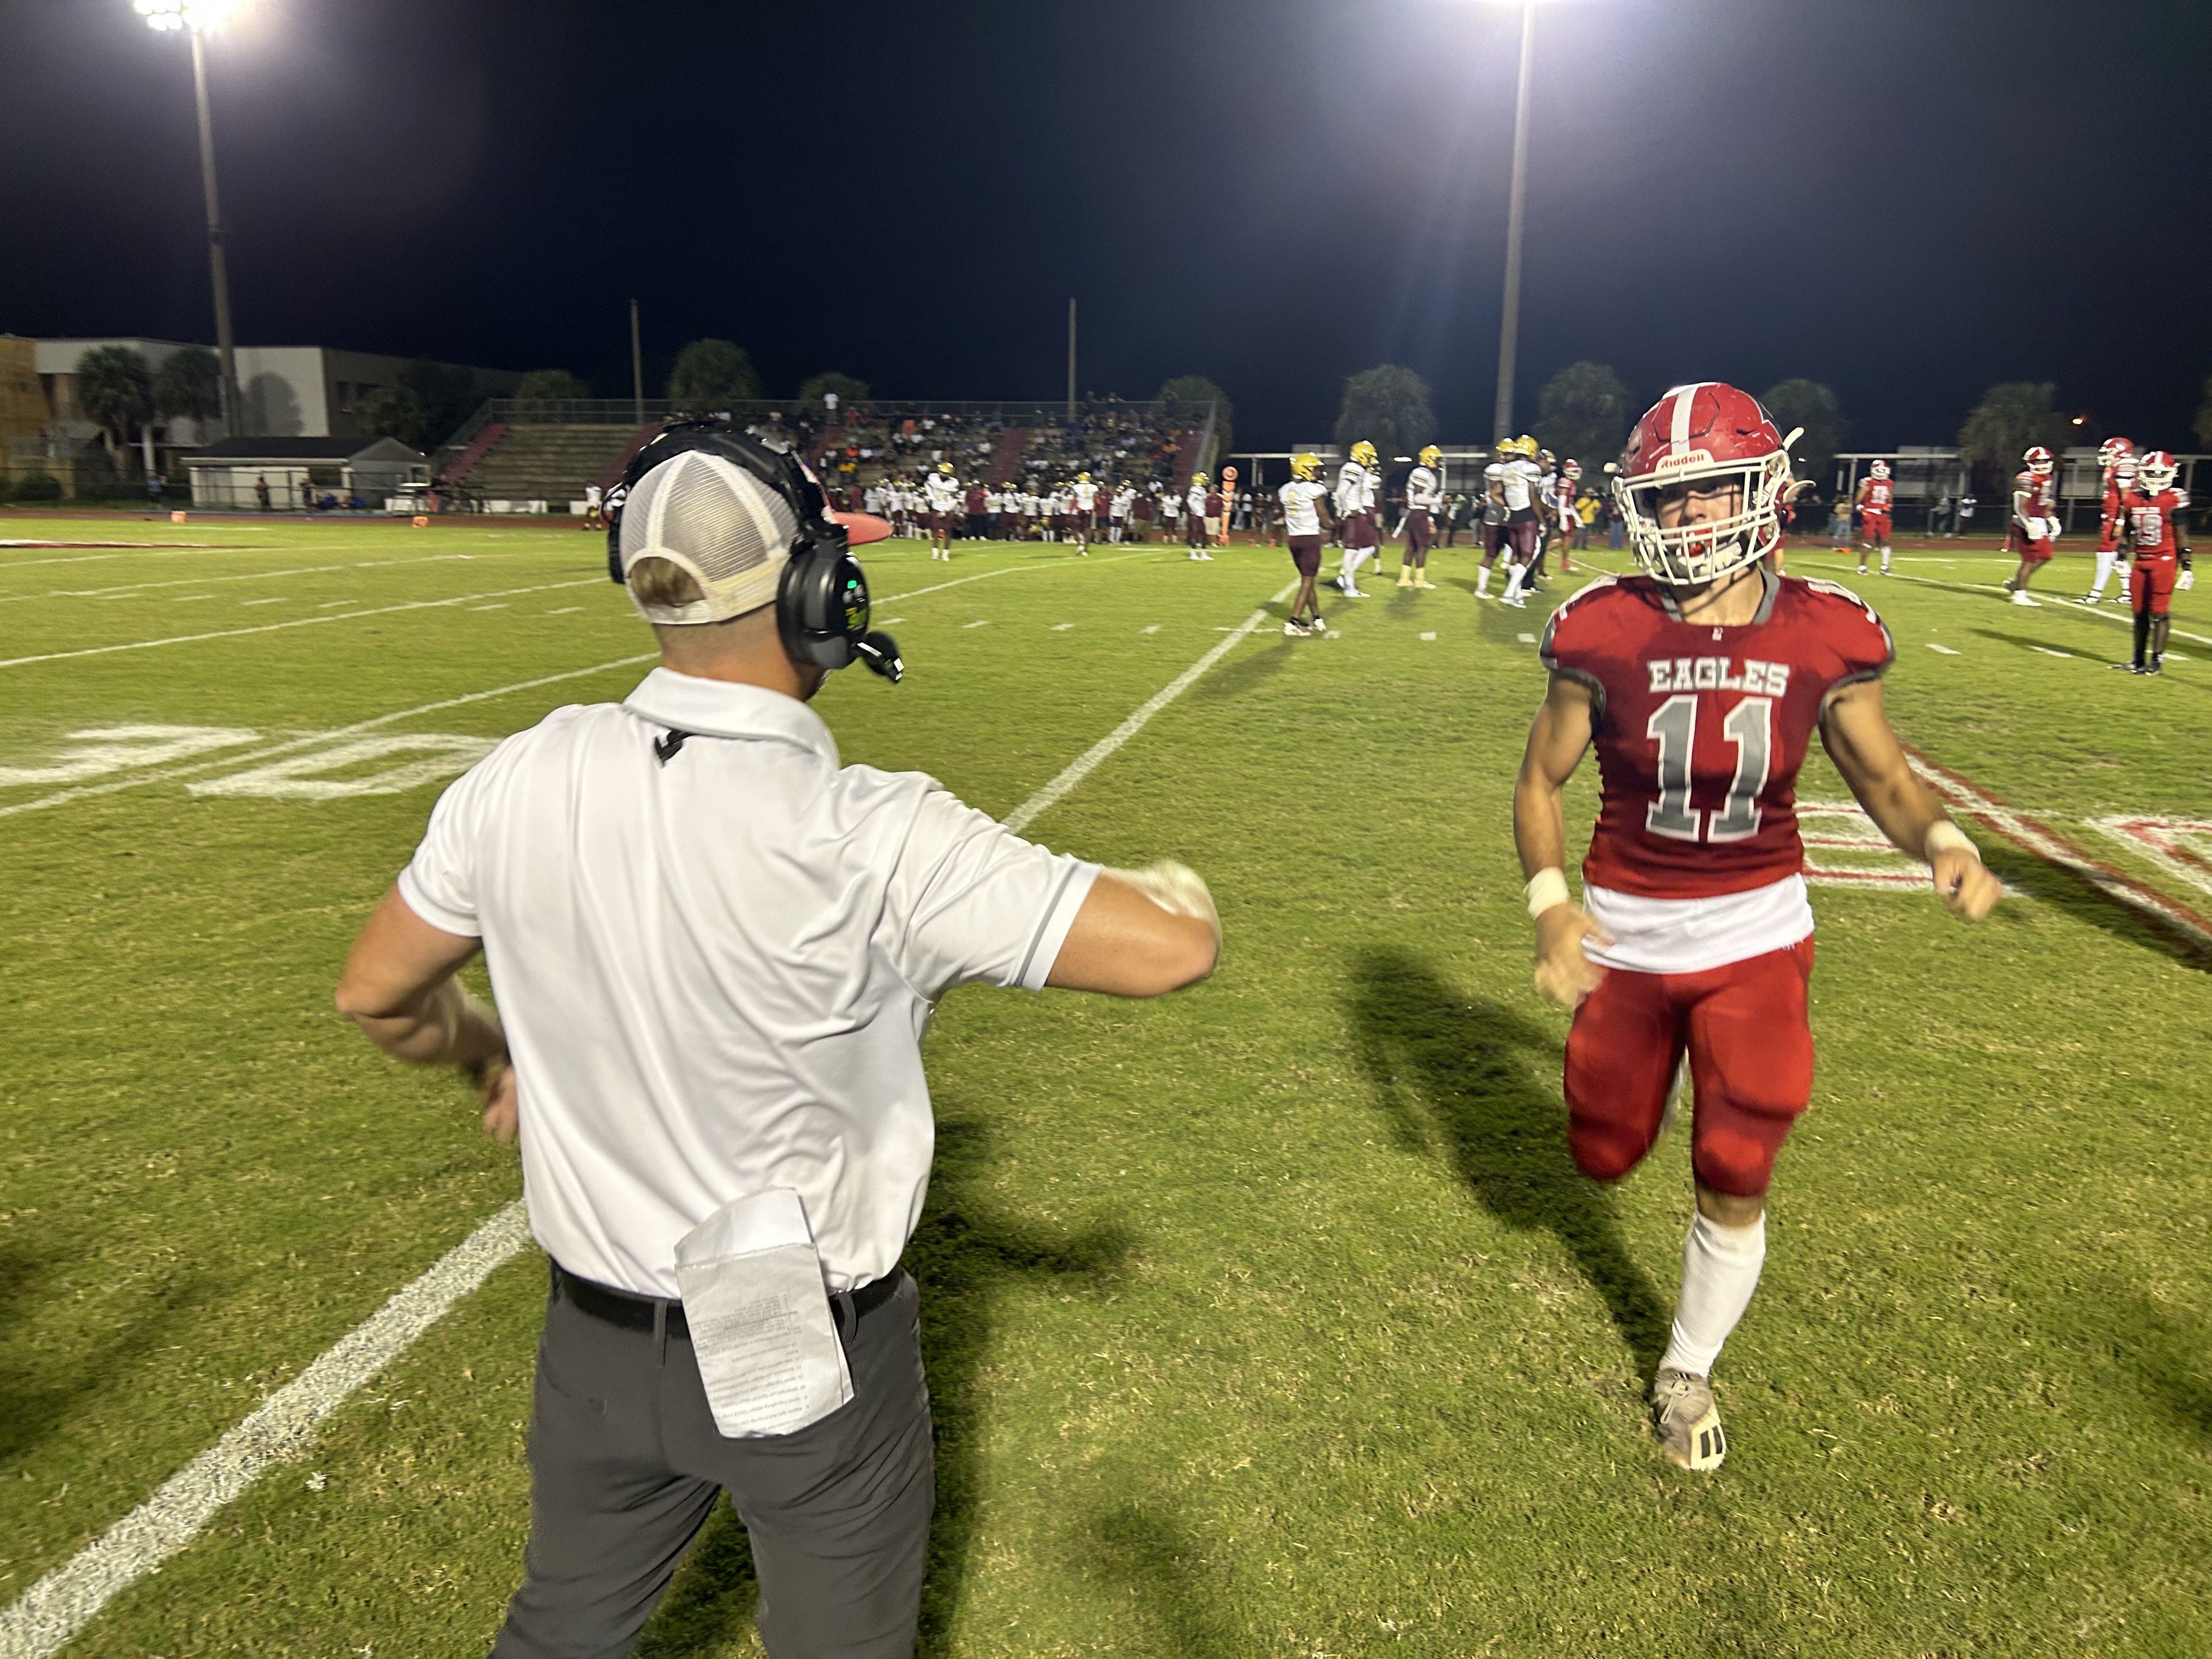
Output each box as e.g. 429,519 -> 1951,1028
2,512 -> 2208,1657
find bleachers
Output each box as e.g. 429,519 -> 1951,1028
458,424 -> 646,505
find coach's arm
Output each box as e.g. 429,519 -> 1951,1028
1817,680 -> 2002,920
336,886 -> 518,1139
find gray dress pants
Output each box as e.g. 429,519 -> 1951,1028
490,1267 -> 933,1659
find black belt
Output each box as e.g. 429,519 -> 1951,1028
552,1260 -> 903,1342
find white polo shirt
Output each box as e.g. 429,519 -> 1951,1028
398,668 -> 1099,1298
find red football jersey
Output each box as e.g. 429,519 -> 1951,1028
1541,571 -> 1895,900
1858,478 -> 1893,515
2125,487 -> 2190,558
2015,470 -> 2055,520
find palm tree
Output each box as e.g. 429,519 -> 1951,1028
76,346 -> 155,475
1959,382 -> 2067,467
1759,380 -> 1847,483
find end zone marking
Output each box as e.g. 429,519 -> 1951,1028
1903,746 -> 2212,952
0,1204 -> 532,1659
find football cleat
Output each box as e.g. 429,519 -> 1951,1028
2112,661 -> 2142,673
2011,590 -> 2039,606
1283,618 -> 1310,637
1652,1368 -> 1727,1471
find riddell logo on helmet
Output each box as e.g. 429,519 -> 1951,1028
1652,448 -> 1716,472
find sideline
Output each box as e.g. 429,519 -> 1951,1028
0,560 -> 1265,1659
1789,556 -> 2212,651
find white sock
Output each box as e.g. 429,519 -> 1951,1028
2090,549 -> 2116,596
1880,546 -> 1891,570
1660,1210 -> 1767,1378
1502,563 -> 1525,599
1476,565 -> 1492,597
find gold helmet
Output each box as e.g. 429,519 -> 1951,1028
1290,452 -> 1321,481
1516,435 -> 1538,459
1418,444 -> 1442,469
1193,470 -> 1208,484
937,460 -> 954,474
1077,470 -> 1090,482
1349,439 -> 1378,468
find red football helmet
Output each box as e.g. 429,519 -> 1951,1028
1869,459 -> 1891,479
2023,445 -> 2055,476
1562,459 -> 1583,479
2137,450 -> 2178,492
1616,382 -> 1797,586
2097,436 -> 2135,469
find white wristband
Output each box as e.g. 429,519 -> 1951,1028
1525,867 -> 1572,919
1923,821 -> 1978,864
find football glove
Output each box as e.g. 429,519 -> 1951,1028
2179,568 -> 2196,591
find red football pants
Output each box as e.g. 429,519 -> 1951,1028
2130,554 -> 2177,617
1564,936 -> 1816,1198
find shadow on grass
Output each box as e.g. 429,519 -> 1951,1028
2109,1294 -> 2212,1443
1342,946 -> 1669,1372
1970,838 -> 2212,975
1081,1497 -> 1252,1656
1194,631 -> 1293,699
0,1246 -> 203,1472
635,1113 -> 1128,1657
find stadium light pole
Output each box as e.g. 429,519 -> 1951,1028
137,0 -> 246,437
1491,0 -> 1538,443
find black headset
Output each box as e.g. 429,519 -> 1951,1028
607,420 -> 902,684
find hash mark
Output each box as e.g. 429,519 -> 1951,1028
470,603 -> 509,611
1516,632 -> 1536,643
1052,622 -> 1076,631
963,619 -> 989,628
1141,624 -> 1160,634
1420,631 -> 1437,641
2031,646 -> 2070,658
545,606 -> 584,614
1926,642 -> 1960,654
240,596 -> 286,606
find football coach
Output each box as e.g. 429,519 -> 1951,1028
334,424 -> 1220,1658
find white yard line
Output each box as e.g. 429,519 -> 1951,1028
1790,558 -> 2212,650
0,561 -> 1277,1658
0,579 -> 602,672
0,1209 -> 532,1659
0,552 -> 484,607
1002,580 -> 1295,835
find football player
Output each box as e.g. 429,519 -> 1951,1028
1556,460 -> 1583,567
2085,437 -> 2137,603
1514,382 -> 2001,1472
923,461 -> 961,560
1476,443 -> 1513,597
1279,452 -> 1338,635
1399,444 -> 1444,589
1070,471 -> 1098,557
1185,472 -> 1214,560
1335,439 -> 1380,596
1493,437 -> 1545,607
2113,448 -> 2194,675
2001,445 -> 2058,605
1854,460 -> 1894,577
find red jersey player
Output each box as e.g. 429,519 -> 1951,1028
1854,459 -> 1894,576
1514,382 -> 2001,1471
2112,448 -> 2195,675
2001,445 -> 2059,605
2085,436 -> 2137,604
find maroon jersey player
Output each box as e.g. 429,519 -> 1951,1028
1854,460 -> 1894,576
2113,449 -> 2194,675
2002,446 -> 2059,605
1513,382 -> 2001,1472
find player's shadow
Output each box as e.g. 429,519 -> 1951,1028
0,1245 -> 202,1472
1968,836 -> 2212,974
635,1111 -> 1129,1656
2108,1293 -> 2212,1442
1195,629 -> 1293,699
1342,946 -> 1671,1372
1967,627 -> 2119,662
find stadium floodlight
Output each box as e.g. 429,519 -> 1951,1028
136,0 -> 246,434
135,0 -> 243,32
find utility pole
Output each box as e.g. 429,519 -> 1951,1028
1491,0 -> 1537,443
1066,296 -> 1077,420
629,298 -> 644,426
188,29 -> 240,434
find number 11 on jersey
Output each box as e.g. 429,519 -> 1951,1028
1645,695 -> 1774,844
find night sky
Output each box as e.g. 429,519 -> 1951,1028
7,0 -> 2209,451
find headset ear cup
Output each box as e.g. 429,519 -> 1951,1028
777,544 -> 862,671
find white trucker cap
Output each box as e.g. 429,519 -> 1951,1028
618,448 -> 800,625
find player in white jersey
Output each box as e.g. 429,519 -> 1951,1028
1109,483 -> 1133,542
1397,444 -> 1443,589
1067,471 -> 1098,555
1334,440 -> 1379,595
1186,472 -> 1214,560
923,461 -> 961,560
1481,436 -> 1544,606
1278,452 -> 1337,634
